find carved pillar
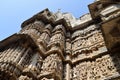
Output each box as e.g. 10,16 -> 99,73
65,34 -> 72,80
37,24 -> 53,55
39,25 -> 66,80
66,62 -> 71,80
40,54 -> 63,80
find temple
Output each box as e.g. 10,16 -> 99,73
0,0 -> 120,80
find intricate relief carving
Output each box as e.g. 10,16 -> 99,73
97,55 -> 117,77
48,32 -> 65,51
72,54 -> 120,80
50,34 -> 63,43
66,40 -> 71,51
72,30 -> 105,55
40,54 -> 63,80
20,29 -> 40,39
20,21 -> 45,40
42,54 -> 62,72
1,2 -> 120,80
87,61 -> 102,80
38,24 -> 52,45
21,21 -> 44,32
73,62 -> 87,80
41,54 -> 63,75
52,25 -> 66,34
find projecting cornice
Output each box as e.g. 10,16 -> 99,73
21,9 -> 72,31
88,0 -> 120,20
0,34 -> 38,51
21,8 -> 94,32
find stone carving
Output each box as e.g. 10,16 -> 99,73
72,27 -> 105,60
41,77 -> 54,80
51,33 -> 64,49
21,21 -> 44,32
40,54 -> 63,80
19,75 -> 32,80
73,62 -> 87,80
38,25 -> 52,42
0,1 -> 120,80
48,25 -> 65,51
41,54 -> 62,73
100,4 -> 120,17
72,54 -> 120,80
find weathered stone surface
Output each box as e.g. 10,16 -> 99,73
0,0 -> 120,80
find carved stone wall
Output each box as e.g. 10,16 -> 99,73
0,0 -> 120,80
72,53 -> 120,80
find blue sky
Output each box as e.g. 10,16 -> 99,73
0,0 -> 94,41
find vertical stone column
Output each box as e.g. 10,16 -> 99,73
37,24 -> 53,55
39,25 -> 66,80
65,36 -> 72,80
66,60 -> 71,80
40,54 -> 63,80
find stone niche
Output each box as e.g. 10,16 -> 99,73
101,16 -> 120,50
